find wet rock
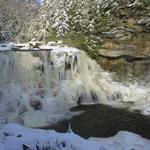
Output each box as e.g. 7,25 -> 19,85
36,90 -> 45,98
52,90 -> 58,97
30,100 -> 42,110
16,134 -> 22,137
0,117 -> 7,124
22,144 -> 31,150
18,106 -> 28,115
0,91 -> 3,99
35,64 -> 44,73
77,97 -> 82,106
103,27 -> 133,41
90,91 -> 98,102
113,91 -> 122,101
29,42 -> 42,48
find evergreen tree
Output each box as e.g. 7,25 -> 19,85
52,0 -> 69,36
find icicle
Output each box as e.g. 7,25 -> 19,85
42,51 -> 50,96
67,123 -> 73,133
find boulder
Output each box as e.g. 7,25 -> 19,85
30,100 -> 42,110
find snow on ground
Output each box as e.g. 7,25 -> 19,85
0,43 -> 12,51
0,41 -> 77,52
39,44 -> 79,52
0,124 -> 149,150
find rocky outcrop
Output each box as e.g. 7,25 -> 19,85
98,54 -> 150,81
30,100 -> 42,110
97,4 -> 150,81
98,33 -> 150,81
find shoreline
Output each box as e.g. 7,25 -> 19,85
40,104 -> 150,139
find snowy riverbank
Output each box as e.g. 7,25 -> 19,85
0,123 -> 149,150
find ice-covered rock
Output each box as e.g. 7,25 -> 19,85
0,43 -> 12,51
0,45 -> 150,127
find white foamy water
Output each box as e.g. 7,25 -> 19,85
0,45 -> 150,127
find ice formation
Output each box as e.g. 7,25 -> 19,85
0,123 -> 149,150
0,43 -> 12,51
0,44 -> 150,127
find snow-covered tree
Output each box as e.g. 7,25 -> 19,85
0,0 -> 37,41
19,0 -> 150,47
52,0 -> 69,37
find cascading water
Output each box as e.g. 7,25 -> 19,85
0,45 -> 150,127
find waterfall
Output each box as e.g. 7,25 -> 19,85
43,51 -> 51,96
78,51 -> 93,103
0,46 -> 150,127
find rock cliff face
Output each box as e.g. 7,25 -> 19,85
98,30 -> 150,81
97,10 -> 150,81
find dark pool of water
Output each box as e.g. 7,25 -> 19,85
41,104 -> 150,139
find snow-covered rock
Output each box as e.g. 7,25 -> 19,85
0,43 -> 12,51
0,123 -> 149,150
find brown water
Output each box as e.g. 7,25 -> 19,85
41,104 -> 150,139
